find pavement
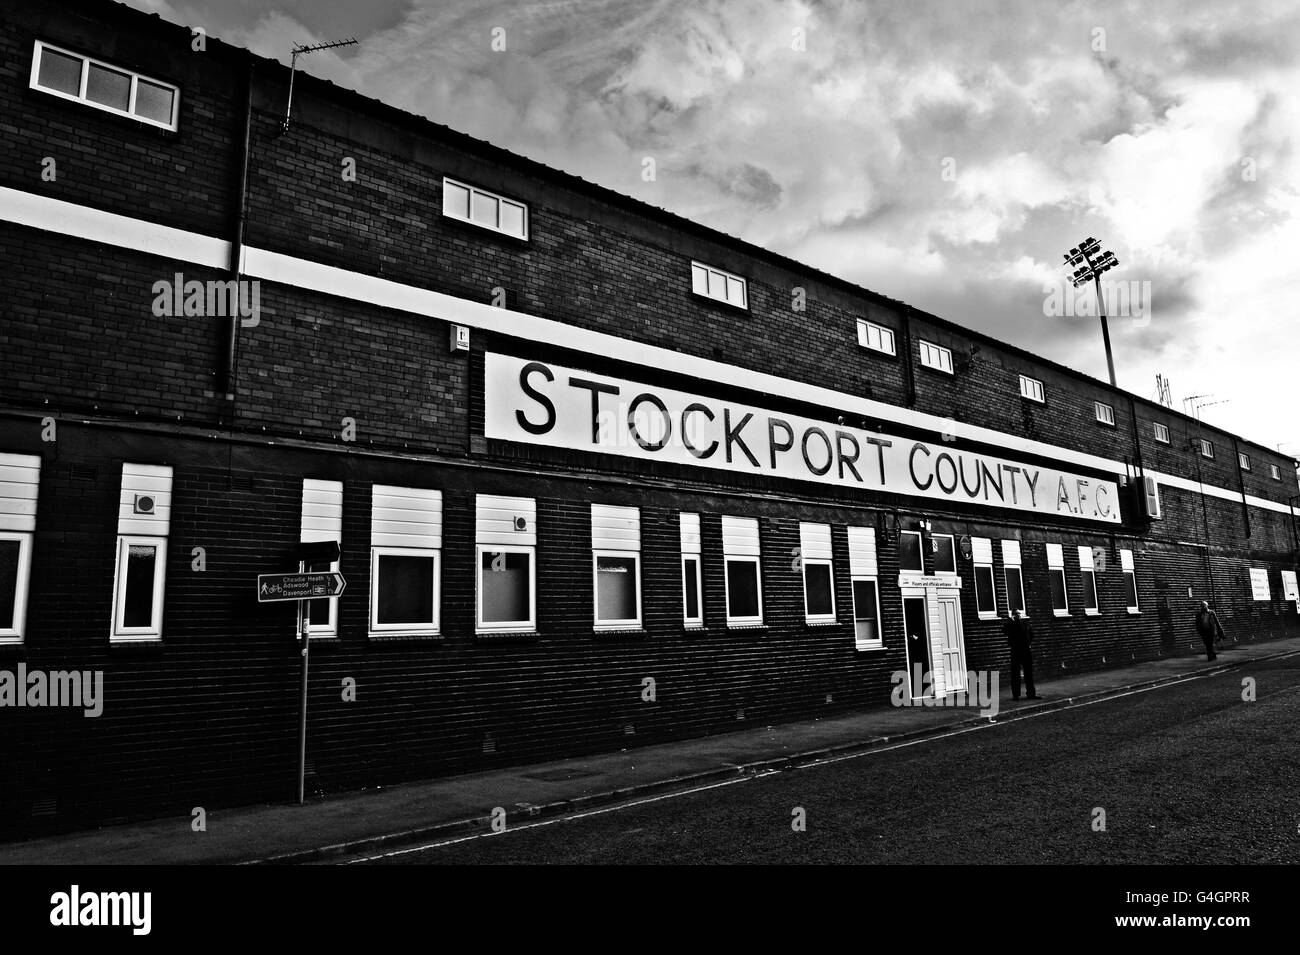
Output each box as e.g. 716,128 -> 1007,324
2,636 -> 1295,865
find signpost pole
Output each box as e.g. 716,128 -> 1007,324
296,560 -> 310,805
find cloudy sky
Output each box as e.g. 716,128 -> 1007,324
126,0 -> 1300,453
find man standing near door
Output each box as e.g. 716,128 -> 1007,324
1003,609 -> 1038,701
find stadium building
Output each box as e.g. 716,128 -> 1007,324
1,0 -> 1297,832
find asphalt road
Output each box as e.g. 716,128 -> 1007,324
347,652 -> 1300,864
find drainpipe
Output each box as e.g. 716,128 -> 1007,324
222,56 -> 255,421
1126,393 -> 1144,526
1231,435 -> 1251,540
900,306 -> 917,408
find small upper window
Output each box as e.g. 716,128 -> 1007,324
1270,464 -> 1282,481
1095,402 -> 1115,426
918,340 -> 953,374
1019,375 -> 1044,403
1238,452 -> 1250,471
857,319 -> 897,356
1200,439 -> 1214,459
1153,423 -> 1170,444
691,262 -> 747,309
442,177 -> 529,240
30,41 -> 179,130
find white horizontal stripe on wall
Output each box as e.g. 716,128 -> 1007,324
721,516 -> 761,557
799,522 -> 833,561
679,512 -> 701,555
846,525 -> 878,577
971,536 -> 993,565
301,479 -> 343,543
371,485 -> 442,549
118,463 -> 173,536
0,453 -> 41,534
476,494 -> 536,547
591,504 -> 640,551
0,186 -> 1290,519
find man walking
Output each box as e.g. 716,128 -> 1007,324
1195,600 -> 1224,661
1003,609 -> 1038,701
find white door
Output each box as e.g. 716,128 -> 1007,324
934,592 -> 967,694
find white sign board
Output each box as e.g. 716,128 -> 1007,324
1282,570 -> 1298,603
1249,567 -> 1271,601
484,354 -> 1123,524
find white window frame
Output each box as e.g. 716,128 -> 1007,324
1046,543 -> 1068,617
851,576 -> 884,651
802,557 -> 836,623
1079,546 -> 1100,615
918,340 -> 954,374
930,533 -> 957,575
972,537 -> 997,619
1095,401 -> 1115,426
1238,452 -> 1250,471
369,547 -> 441,636
691,261 -> 748,309
724,556 -> 763,626
1001,540 -> 1026,616
0,532 -> 33,644
1269,464 -> 1281,481
30,40 -> 179,131
476,544 -> 537,633
1019,375 -> 1044,403
1153,422 -> 1170,444
1120,549 -> 1139,614
442,176 -> 529,240
110,535 -> 167,641
799,522 -> 836,625
1200,439 -> 1214,459
682,554 -> 704,628
899,529 -> 925,573
857,319 -> 897,356
593,549 -> 643,630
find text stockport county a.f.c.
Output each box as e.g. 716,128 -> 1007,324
483,354 -> 1120,524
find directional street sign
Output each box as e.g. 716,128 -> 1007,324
257,571 -> 346,602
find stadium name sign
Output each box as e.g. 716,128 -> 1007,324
484,354 -> 1121,524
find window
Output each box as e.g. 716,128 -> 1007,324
972,537 -> 997,618
1019,375 -> 1044,403
691,261 -> 748,309
30,41 -> 179,130
1095,401 -> 1115,426
857,319 -> 897,356
918,340 -> 954,374
0,454 -> 39,645
1001,540 -> 1025,615
1046,543 -> 1068,616
848,526 -> 882,650
1120,548 -> 1139,613
899,530 -> 924,572
1270,464 -> 1282,481
931,533 -> 956,575
111,463 -> 172,641
476,495 -> 537,633
1200,439 -> 1214,459
1153,423 -> 1170,443
1078,545 -> 1100,614
722,516 -> 763,625
369,486 -> 441,636
300,478 -> 343,638
1238,452 -> 1250,471
442,177 -> 528,240
799,522 -> 836,624
680,513 -> 703,628
592,504 -> 642,630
